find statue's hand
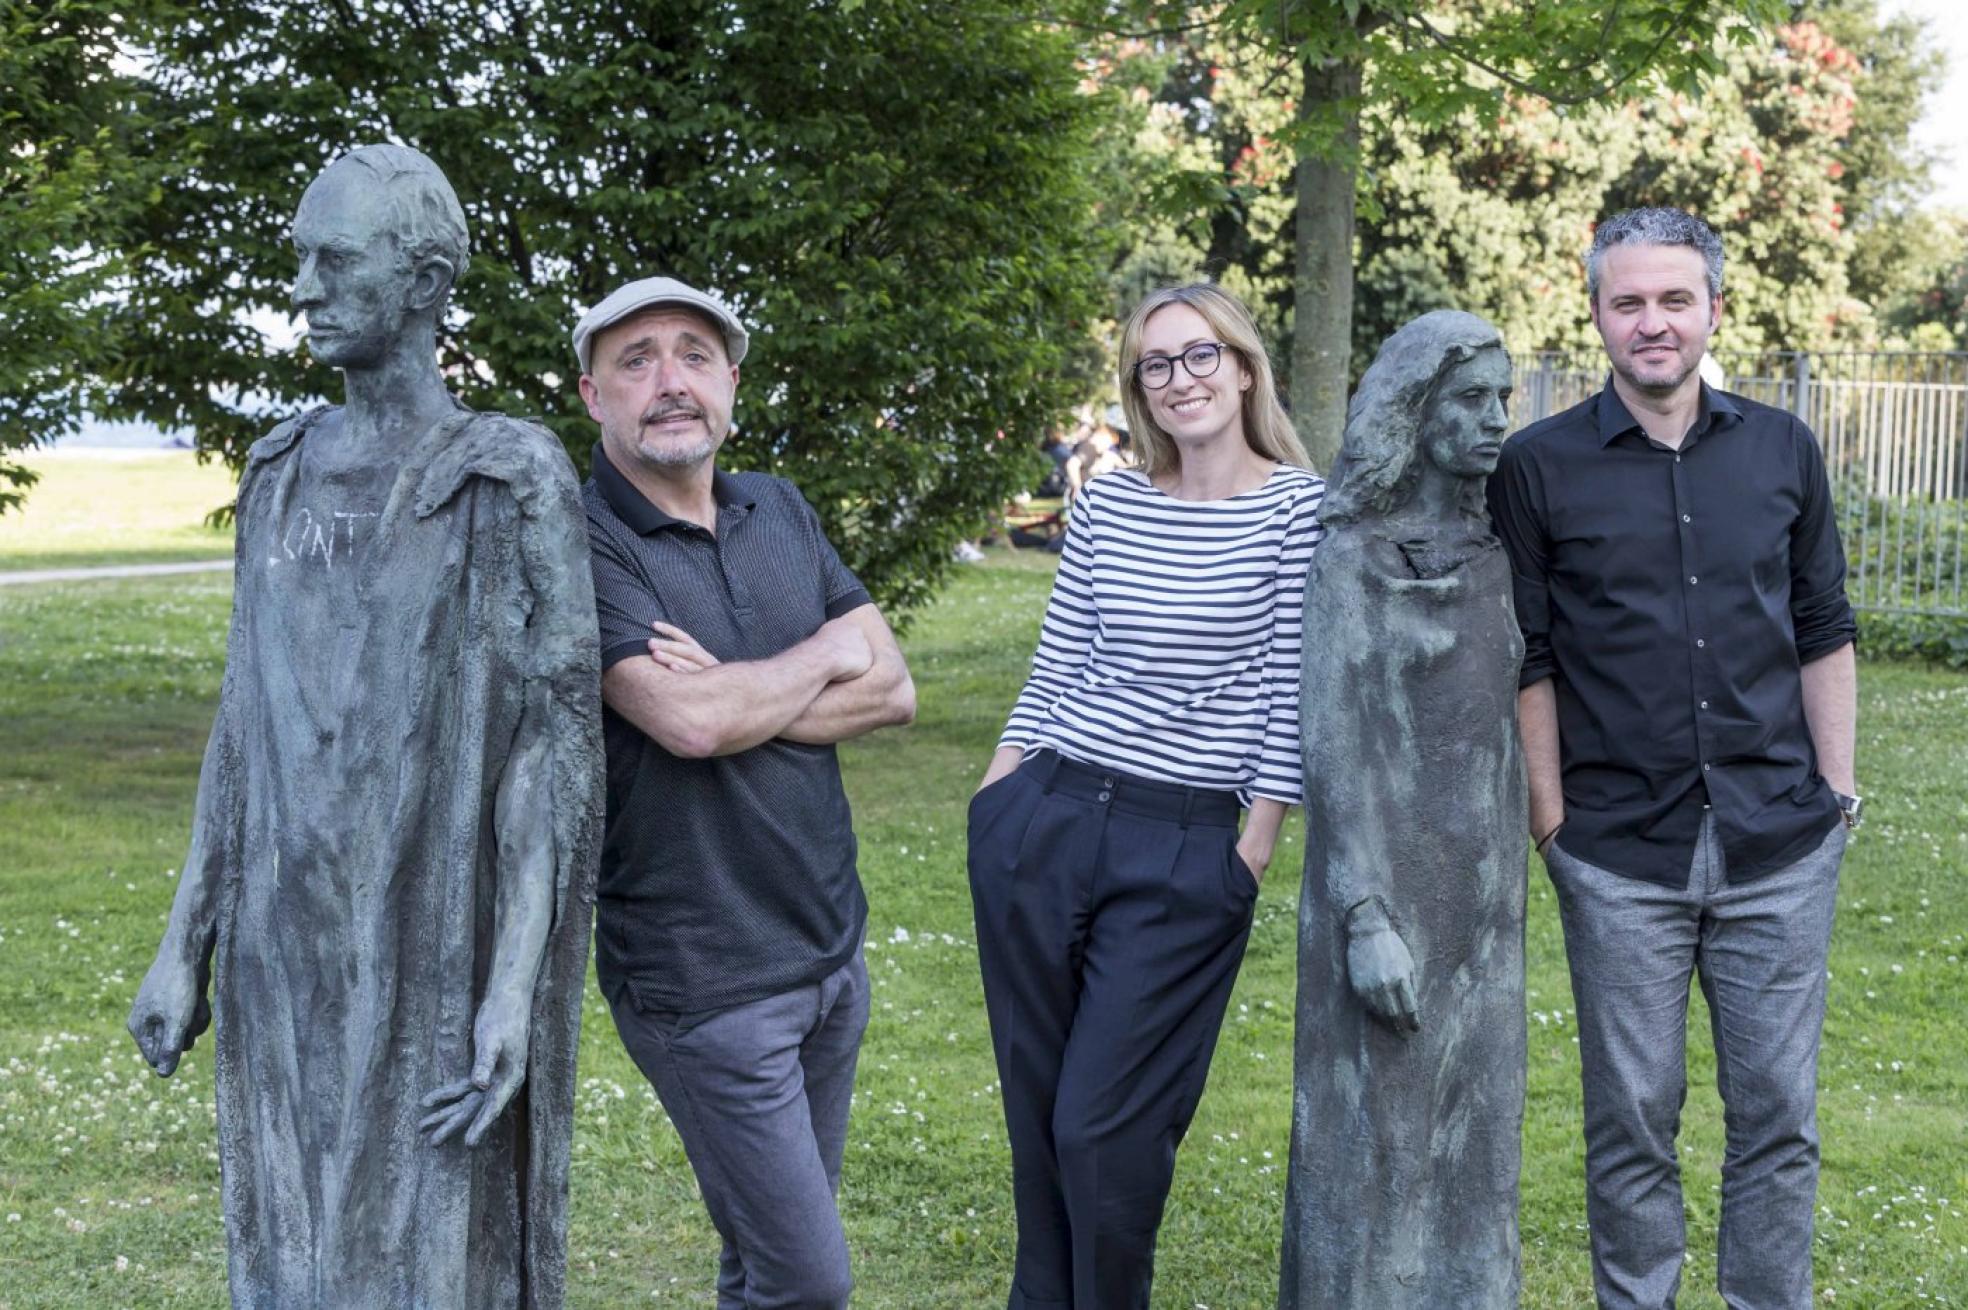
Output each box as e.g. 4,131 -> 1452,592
419,988 -> 531,1148
1346,919 -> 1421,1036
127,953 -> 211,1077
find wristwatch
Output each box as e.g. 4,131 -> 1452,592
1833,791 -> 1864,831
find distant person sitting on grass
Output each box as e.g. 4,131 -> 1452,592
1063,420 -> 1125,504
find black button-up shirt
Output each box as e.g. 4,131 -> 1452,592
584,445 -> 873,1011
1487,382 -> 1856,885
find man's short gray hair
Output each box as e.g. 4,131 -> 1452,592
331,144 -> 471,291
1585,207 -> 1723,304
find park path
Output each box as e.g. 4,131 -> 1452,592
0,559 -> 232,587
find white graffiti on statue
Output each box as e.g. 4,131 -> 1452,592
269,507 -> 381,571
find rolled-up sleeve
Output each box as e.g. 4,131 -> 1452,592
1786,421 -> 1858,663
1487,439 -> 1555,686
999,488 -> 1099,750
1251,481 -> 1325,805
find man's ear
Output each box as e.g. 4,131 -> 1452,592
407,256 -> 455,314
578,373 -> 605,424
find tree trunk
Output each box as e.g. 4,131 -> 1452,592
1291,56 -> 1362,476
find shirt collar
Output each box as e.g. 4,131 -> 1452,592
1593,376 -> 1742,449
591,442 -> 756,534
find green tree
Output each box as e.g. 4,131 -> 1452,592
1348,4 -> 1946,358
66,0 -> 1108,613
1074,0 -> 1788,468
0,0 -> 165,513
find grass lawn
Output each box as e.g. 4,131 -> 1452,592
0,451 -> 235,573
1,548 -> 1964,1307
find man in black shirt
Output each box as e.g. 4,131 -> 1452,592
574,276 -> 916,1307
1489,208 -> 1859,1310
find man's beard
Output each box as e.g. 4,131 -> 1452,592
617,407 -> 723,469
636,431 -> 720,468
1613,346 -> 1697,397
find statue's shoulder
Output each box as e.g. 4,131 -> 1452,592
245,405 -> 337,470
413,409 -> 580,522
1311,521 -> 1408,579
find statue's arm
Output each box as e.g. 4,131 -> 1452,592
488,693 -> 557,998
128,456 -> 276,1080
1325,798 -> 1420,1035
421,694 -> 556,1147
128,645 -> 240,1075
1303,540 -> 1420,1034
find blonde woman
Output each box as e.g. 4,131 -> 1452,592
967,283 -> 1326,1307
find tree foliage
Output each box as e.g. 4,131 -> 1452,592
1085,0 -> 1946,387
0,0 -> 164,512
26,0 -> 1110,613
1070,0 -> 1790,468
1355,11 -> 1905,357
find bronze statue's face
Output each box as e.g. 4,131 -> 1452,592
1420,347 -> 1511,479
290,164 -> 412,371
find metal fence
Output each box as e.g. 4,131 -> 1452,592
1514,350 -> 1968,620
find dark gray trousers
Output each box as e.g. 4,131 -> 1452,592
604,949 -> 870,1310
1547,814 -> 1845,1310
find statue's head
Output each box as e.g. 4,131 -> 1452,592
1321,310 -> 1510,525
290,144 -> 470,370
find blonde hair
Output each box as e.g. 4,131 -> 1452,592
1116,283 -> 1310,479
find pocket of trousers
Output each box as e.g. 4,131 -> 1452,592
966,771 -> 1036,881
1225,838 -> 1261,901
966,769 -> 1019,824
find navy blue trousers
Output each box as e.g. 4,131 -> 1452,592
967,751 -> 1257,1310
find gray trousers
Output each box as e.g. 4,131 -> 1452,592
605,949 -> 870,1310
1547,815 -> 1845,1310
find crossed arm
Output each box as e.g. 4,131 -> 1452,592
603,602 -> 915,758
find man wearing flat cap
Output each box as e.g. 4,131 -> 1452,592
575,276 -> 916,1306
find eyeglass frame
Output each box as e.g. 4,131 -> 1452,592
1132,340 -> 1234,391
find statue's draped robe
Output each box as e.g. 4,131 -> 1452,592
185,406 -> 602,1309
1280,525 -> 1527,1309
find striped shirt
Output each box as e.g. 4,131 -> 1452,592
999,465 -> 1326,805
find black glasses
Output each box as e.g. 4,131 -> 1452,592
1134,341 -> 1229,390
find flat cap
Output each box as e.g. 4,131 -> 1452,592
572,276 -> 749,373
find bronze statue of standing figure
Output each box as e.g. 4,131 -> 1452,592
126,145 -> 603,1308
1280,310 -> 1529,1308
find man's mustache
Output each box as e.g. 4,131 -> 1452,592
642,405 -> 704,424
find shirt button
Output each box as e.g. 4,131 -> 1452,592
1700,700 -> 1709,710
1689,575 -> 1698,585
1703,762 -> 1712,772
1682,514 -> 1692,523
1696,638 -> 1706,648
1097,791 -> 1112,802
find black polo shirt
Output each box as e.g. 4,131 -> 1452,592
584,444 -> 872,1012
1486,382 -> 1857,886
